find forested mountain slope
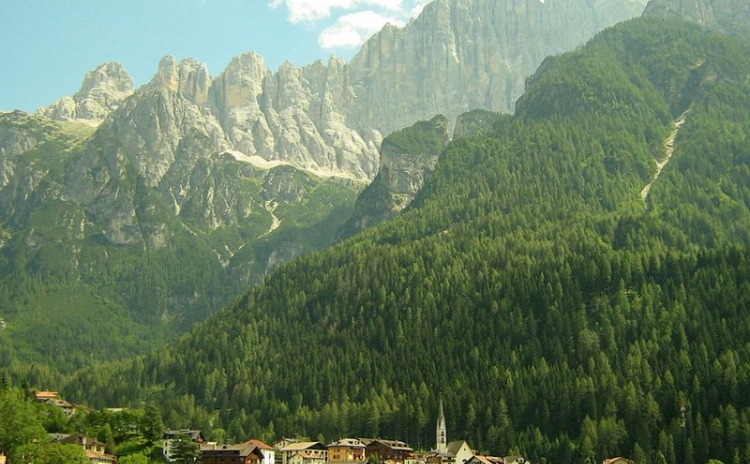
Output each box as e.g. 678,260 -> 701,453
0,0 -> 649,376
0,108 -> 360,375
61,18 -> 750,464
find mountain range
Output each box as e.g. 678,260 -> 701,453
0,0 -> 648,373
57,1 -> 750,462
3,1 -> 750,463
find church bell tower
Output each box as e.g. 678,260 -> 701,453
436,399 -> 447,453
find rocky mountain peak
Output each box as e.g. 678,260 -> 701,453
79,62 -> 133,98
150,56 -> 212,106
41,61 -> 134,123
36,0 -> 650,184
345,0 -> 649,135
211,52 -> 270,111
270,61 -> 311,110
151,55 -> 181,91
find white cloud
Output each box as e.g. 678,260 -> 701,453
270,0 -> 405,24
319,10 -> 403,49
270,0 -> 430,49
409,0 -> 431,17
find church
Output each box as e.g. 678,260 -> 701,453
429,402 -> 526,464
428,401 -> 474,464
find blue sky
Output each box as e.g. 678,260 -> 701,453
1,0 -> 430,112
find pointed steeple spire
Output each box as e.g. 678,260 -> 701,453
436,399 -> 447,453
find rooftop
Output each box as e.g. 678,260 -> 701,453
282,442 -> 326,451
328,438 -> 366,449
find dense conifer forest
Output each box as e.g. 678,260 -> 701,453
3,16 -> 750,464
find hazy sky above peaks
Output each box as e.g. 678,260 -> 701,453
0,0 -> 430,112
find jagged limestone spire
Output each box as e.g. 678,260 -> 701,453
437,399 -> 447,453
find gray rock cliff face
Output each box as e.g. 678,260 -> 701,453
341,115 -> 450,237
40,0 -> 647,183
644,0 -> 750,37
346,0 -> 649,134
251,58 -> 381,179
42,62 -> 134,123
378,116 -> 450,211
0,112 -> 39,188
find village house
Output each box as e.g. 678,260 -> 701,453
603,458 -> 634,464
274,438 -> 297,464
362,439 -> 414,463
86,450 -> 118,464
201,442 -> 265,464
163,430 -> 206,463
274,438 -> 299,450
34,390 -> 59,402
465,455 -> 504,464
53,433 -> 117,464
57,433 -> 107,455
248,439 -> 276,464
289,451 -> 328,464
278,441 -> 328,464
406,452 -> 432,464
327,438 -> 366,463
34,390 -> 76,416
46,397 -> 76,416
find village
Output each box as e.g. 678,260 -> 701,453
158,399 -> 534,464
13,391 -> 635,464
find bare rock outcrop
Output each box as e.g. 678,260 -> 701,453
345,0 -> 649,134
42,62 -> 134,123
38,0 -> 648,183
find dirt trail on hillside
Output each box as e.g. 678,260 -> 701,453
260,200 -> 282,237
641,109 -> 691,204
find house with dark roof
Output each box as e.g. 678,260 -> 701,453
362,439 -> 414,462
45,397 -> 77,416
52,433 -> 117,464
245,439 -> 276,464
34,390 -> 76,416
278,441 -> 328,464
201,442 -> 265,464
465,455 -> 504,464
57,433 -> 107,454
448,441 -> 474,464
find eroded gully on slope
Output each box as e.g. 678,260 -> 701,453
641,109 -> 691,205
